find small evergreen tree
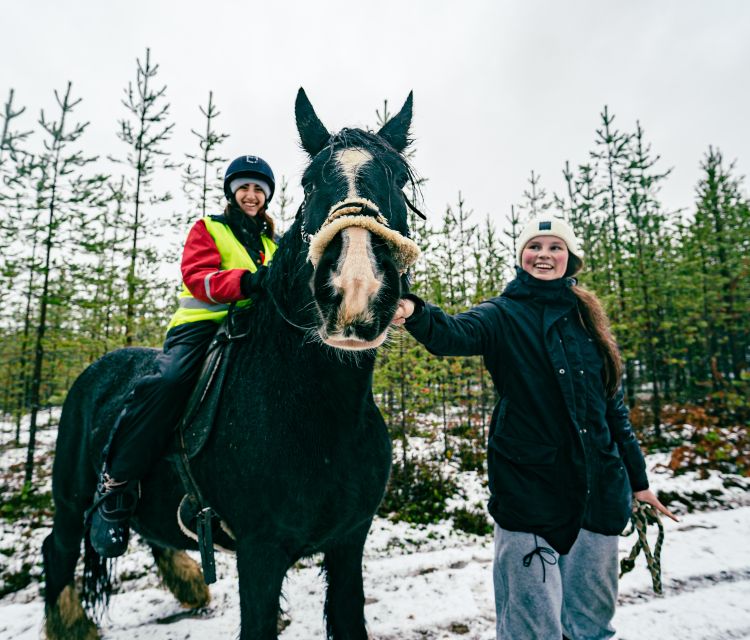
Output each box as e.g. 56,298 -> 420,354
181,90 -> 228,225
112,48 -> 176,346
23,82 -> 107,486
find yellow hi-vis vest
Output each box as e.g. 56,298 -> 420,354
166,216 -> 277,331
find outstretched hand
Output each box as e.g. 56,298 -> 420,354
633,489 -> 679,522
392,298 -> 415,326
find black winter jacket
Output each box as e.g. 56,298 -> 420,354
404,270 -> 648,554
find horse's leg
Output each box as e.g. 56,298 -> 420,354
43,505 -> 99,640
151,545 -> 211,608
323,524 -> 370,640
235,538 -> 290,640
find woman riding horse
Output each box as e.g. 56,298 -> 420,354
90,155 -> 278,558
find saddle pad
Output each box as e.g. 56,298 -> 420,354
179,338 -> 233,459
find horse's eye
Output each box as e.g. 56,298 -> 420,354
303,182 -> 316,197
395,172 -> 409,189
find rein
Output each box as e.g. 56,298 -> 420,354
266,287 -> 312,334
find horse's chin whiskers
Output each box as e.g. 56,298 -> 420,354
320,341 -> 376,366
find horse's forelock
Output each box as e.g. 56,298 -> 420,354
301,126 -> 422,243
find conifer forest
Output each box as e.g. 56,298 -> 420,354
0,48 -> 748,529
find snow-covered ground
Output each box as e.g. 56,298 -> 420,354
1,413 -> 749,639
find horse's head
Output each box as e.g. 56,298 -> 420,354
293,88 -> 420,351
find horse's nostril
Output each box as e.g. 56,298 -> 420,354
343,323 -> 369,340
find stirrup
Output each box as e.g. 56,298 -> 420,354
88,472 -> 139,558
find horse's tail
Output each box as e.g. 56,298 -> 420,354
81,534 -> 113,619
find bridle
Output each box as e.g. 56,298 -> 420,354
403,194 -> 427,220
266,286 -> 313,334
272,188 -> 423,333
296,191 -> 426,245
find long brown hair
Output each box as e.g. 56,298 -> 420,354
223,202 -> 276,240
570,283 -> 623,398
256,207 -> 275,239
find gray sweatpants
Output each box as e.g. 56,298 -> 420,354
493,525 -> 619,640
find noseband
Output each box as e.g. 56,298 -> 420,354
307,197 -> 420,273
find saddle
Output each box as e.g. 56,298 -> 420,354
166,305 -> 254,582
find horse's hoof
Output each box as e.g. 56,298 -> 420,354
155,549 -> 211,608
277,611 -> 291,633
44,585 -> 100,640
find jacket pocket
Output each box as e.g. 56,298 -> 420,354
490,432 -> 558,465
584,440 -> 631,534
487,432 -> 562,530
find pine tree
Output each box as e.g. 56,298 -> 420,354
23,82 -> 107,486
517,170 -> 553,221
0,92 -> 32,338
589,106 -> 638,405
112,48 -> 176,346
0,89 -> 32,428
690,148 -> 749,385
70,175 -> 130,359
273,176 -> 295,236
181,90 -> 228,225
619,121 -> 673,434
557,160 -> 603,275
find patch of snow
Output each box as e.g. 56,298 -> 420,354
1,415 -> 749,639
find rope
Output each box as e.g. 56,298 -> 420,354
619,499 -> 664,594
266,287 -> 313,334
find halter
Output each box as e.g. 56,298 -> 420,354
306,197 -> 421,273
297,193 -> 425,237
275,192 -> 422,330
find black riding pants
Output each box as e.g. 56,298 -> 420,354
107,320 -> 219,480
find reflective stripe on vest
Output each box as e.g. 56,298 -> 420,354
178,298 -> 229,312
166,217 -> 277,331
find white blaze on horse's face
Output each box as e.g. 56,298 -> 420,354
337,148 -> 373,199
323,148 -> 387,350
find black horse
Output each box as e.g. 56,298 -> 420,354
42,88 -> 420,640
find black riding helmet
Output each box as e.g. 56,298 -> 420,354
223,155 -> 276,202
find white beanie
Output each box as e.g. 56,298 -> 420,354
229,177 -> 271,201
516,217 -> 584,274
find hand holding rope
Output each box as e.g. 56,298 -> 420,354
619,492 -> 677,594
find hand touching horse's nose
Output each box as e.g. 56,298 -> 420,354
392,298 -> 415,326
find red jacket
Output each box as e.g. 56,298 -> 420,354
181,218 -> 266,304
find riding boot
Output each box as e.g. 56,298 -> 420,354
88,471 -> 139,558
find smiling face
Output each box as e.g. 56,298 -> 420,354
234,182 -> 266,217
521,235 -> 569,280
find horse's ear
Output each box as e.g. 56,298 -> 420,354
377,92 -> 413,152
295,88 -> 330,157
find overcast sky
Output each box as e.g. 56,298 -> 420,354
3,0 -> 749,240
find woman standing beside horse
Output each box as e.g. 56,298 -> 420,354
89,154 -> 278,558
393,216 -> 677,640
